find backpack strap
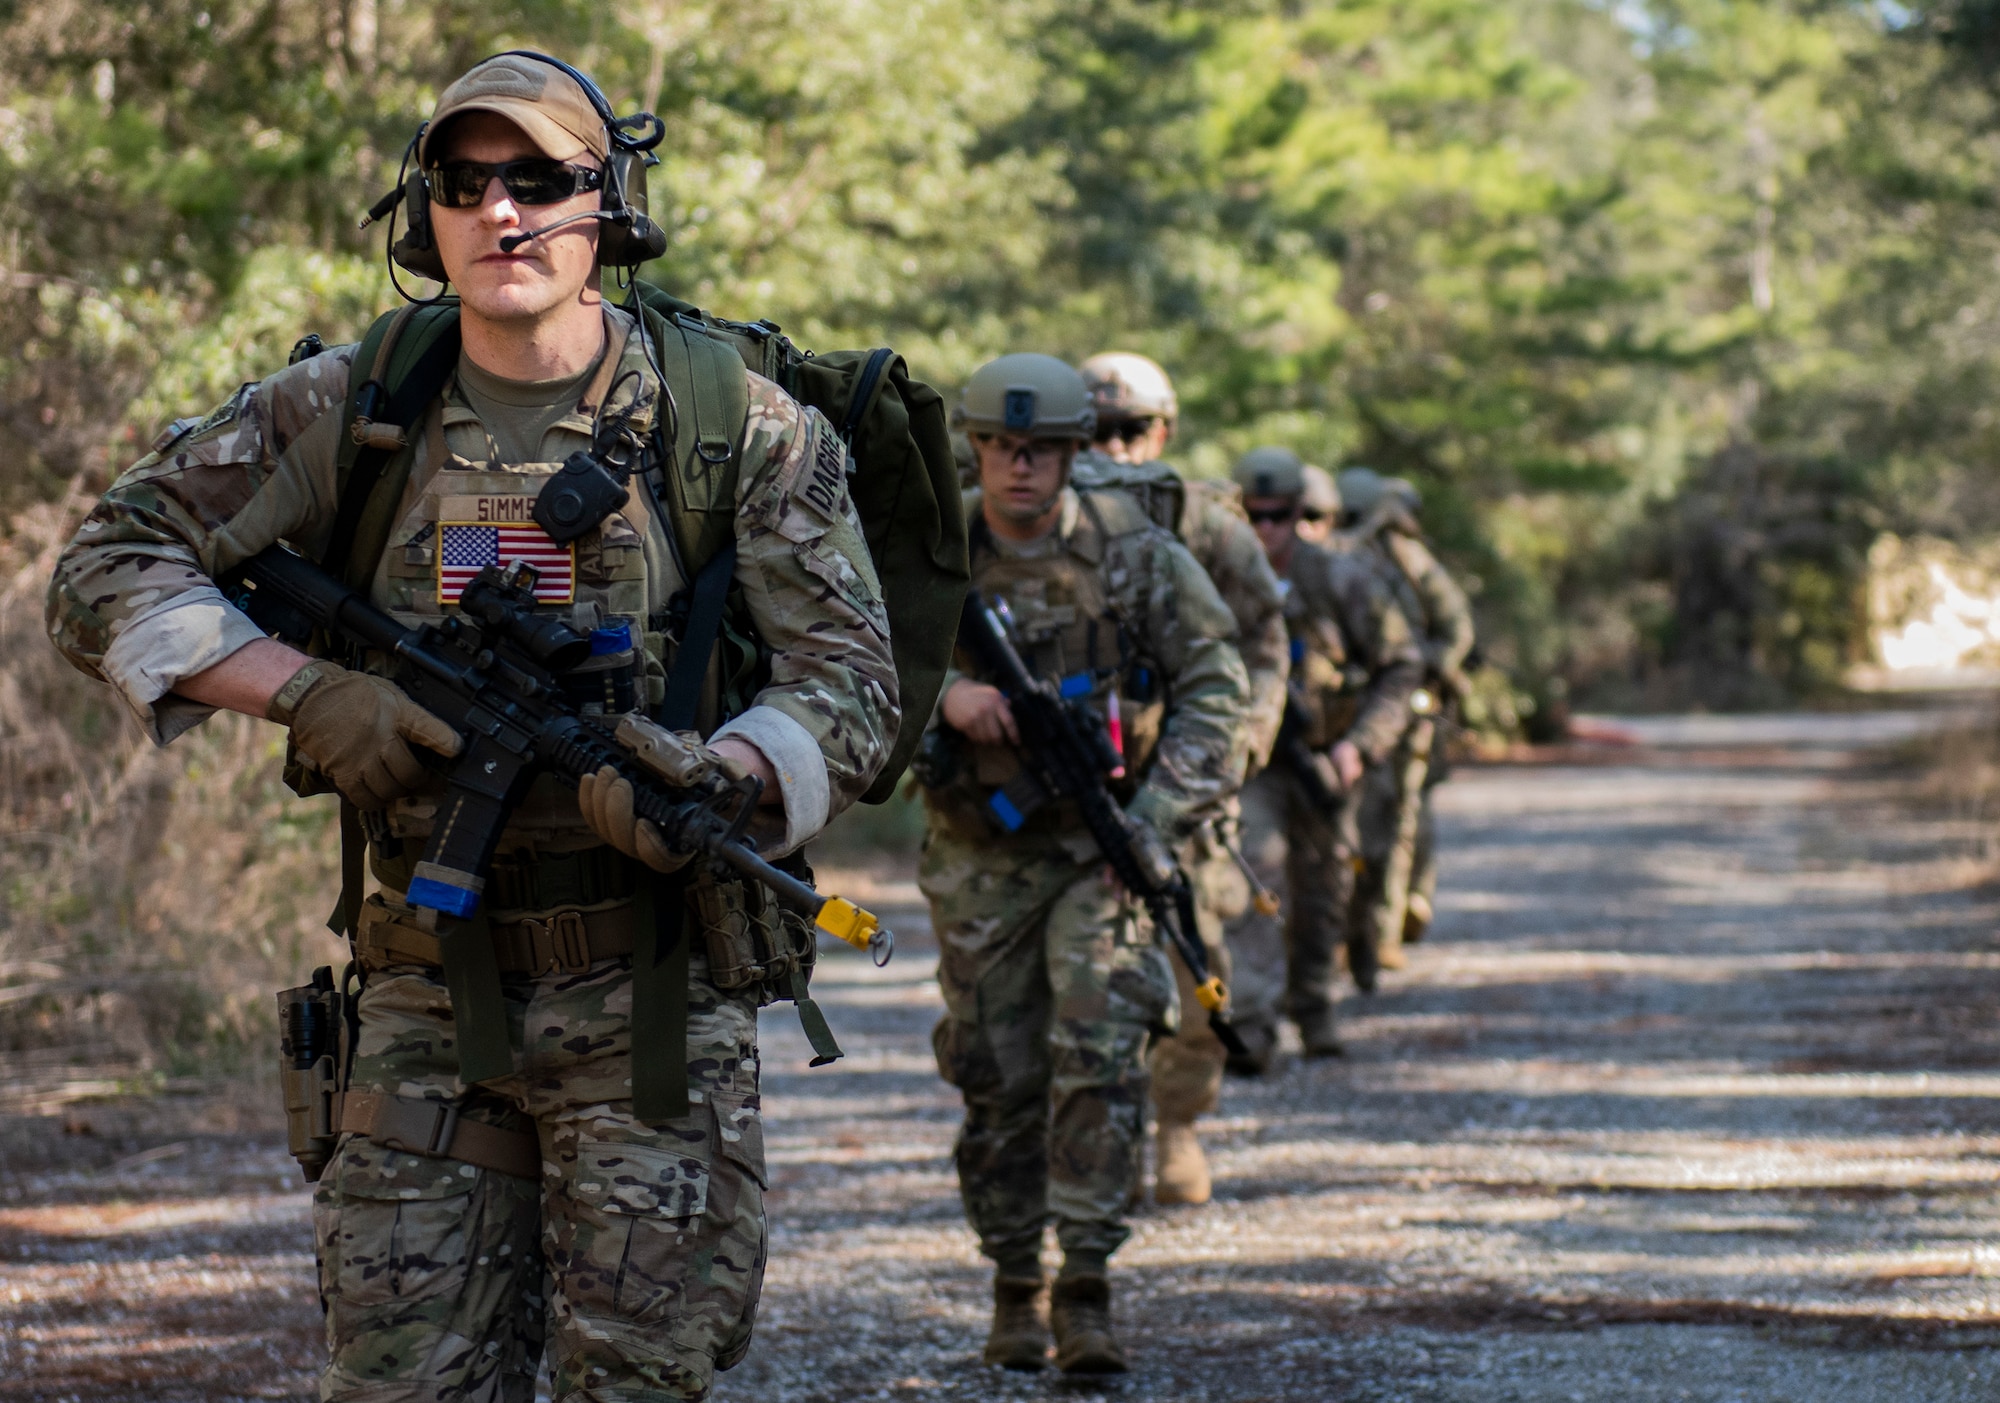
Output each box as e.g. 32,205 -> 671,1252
318,304 -> 459,942
322,303 -> 463,590
650,309 -> 751,574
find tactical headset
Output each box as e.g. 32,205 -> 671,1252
361,51 -> 668,287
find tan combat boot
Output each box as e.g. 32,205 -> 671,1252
982,1274 -> 1049,1371
1404,892 -> 1433,944
1154,1118 -> 1212,1206
1051,1274 -> 1128,1374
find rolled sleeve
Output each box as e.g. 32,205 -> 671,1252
710,704 -> 832,856
100,587 -> 267,745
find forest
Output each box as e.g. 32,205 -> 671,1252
10,0 -> 2000,708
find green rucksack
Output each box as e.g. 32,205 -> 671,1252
312,285 -> 968,806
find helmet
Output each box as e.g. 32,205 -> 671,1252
1385,476 -> 1423,516
1232,446 -> 1306,499
953,354 -> 1097,440
1079,352 -> 1179,428
1300,465 -> 1340,520
1337,467 -> 1387,517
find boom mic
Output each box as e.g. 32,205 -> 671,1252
498,210 -> 626,253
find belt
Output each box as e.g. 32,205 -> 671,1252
334,1090 -> 541,1179
355,895 -> 640,975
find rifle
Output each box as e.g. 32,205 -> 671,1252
955,589 -> 1248,1057
224,544 -> 892,963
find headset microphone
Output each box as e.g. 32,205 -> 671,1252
497,209 -> 633,254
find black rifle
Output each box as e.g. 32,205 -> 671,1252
956,590 -> 1248,1056
224,544 -> 890,962
1272,677 -> 1378,993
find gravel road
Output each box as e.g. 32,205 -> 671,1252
5,710 -> 2000,1401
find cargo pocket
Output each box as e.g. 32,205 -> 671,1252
682,1091 -> 770,1371
315,1138 -> 483,1314
556,1138 -> 710,1325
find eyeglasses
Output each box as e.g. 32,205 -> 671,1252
1245,505 -> 1300,525
974,434 -> 1072,463
1093,417 -> 1158,446
426,159 -> 605,209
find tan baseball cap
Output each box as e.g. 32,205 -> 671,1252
419,54 -> 607,165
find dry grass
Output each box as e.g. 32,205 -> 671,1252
0,494 -> 345,1114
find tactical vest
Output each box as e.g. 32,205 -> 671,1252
932,488 -> 1167,831
291,301 -> 834,1116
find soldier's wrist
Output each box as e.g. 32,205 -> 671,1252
266,659 -> 344,725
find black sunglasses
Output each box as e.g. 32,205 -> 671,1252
1093,417 -> 1158,445
1246,505 -> 1299,525
426,159 -> 605,210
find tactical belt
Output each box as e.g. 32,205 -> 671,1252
481,845 -> 640,912
334,1091 -> 540,1180
356,898 -> 640,975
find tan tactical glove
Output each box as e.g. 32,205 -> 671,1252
576,715 -> 757,874
268,660 -> 462,810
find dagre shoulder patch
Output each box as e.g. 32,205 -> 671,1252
799,419 -> 848,522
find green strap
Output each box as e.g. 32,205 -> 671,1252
675,314 -> 737,469
326,799 -> 366,937
631,874 -> 690,1124
439,912 -> 514,1085
789,963 -> 844,1067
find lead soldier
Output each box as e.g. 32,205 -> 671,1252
46,53 -> 898,1402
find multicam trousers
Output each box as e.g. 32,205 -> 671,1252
313,951 -> 767,1403
1226,766 -> 1362,1039
919,822 -> 1180,1273
1358,716 -> 1436,961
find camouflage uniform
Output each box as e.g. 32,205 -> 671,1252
1352,506 -> 1475,959
1227,539 -> 1422,1052
47,304 -> 898,1400
919,484 -> 1248,1274
1069,454 -> 1285,1127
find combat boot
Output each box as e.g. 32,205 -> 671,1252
1154,1118 -> 1212,1206
1404,892 -> 1433,944
982,1273 -> 1049,1371
1051,1274 -> 1128,1374
1296,1007 -> 1344,1058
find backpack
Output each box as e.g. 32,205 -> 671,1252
313,286 -> 968,805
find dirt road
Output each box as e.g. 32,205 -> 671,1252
6,711 -> 2000,1401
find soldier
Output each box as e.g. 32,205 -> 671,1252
1226,449 -> 1422,1069
917,354 -> 1249,1373
1074,351 -> 1286,1207
1298,465 -> 1339,546
46,53 -> 898,1402
1339,468 -> 1476,956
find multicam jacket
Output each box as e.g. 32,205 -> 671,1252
931,484 -> 1250,840
1351,503 -> 1476,687
1284,538 -> 1423,766
46,303 -> 898,856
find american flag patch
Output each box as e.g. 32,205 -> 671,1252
437,522 -> 575,604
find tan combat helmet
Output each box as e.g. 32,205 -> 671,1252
1079,352 -> 1179,432
1233,445 -> 1307,499
1299,464 -> 1340,543
953,354 -> 1098,440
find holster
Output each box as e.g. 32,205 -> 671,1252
276,965 -> 351,1183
